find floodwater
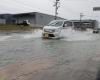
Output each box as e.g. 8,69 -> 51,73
0,28 -> 100,80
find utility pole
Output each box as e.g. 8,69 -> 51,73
80,13 -> 83,28
54,0 -> 60,20
80,13 -> 84,22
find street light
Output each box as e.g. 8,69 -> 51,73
80,13 -> 85,30
80,13 -> 84,22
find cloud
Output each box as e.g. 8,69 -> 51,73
0,0 -> 100,25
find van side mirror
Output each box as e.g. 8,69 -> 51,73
63,24 -> 67,27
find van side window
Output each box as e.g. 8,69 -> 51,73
63,21 -> 72,27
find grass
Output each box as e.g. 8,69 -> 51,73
0,24 -> 33,31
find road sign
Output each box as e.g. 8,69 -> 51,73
93,7 -> 100,11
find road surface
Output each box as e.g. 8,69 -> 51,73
0,29 -> 100,80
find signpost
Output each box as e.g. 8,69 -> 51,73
79,13 -> 86,30
93,7 -> 100,11
93,7 -> 100,28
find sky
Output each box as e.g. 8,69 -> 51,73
0,0 -> 100,22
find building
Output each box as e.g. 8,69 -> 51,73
0,12 -> 64,27
0,14 -> 13,24
70,20 -> 99,29
0,18 -> 6,24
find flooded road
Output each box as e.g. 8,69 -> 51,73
0,29 -> 100,80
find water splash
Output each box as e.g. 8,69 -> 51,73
22,28 -> 94,41
23,29 -> 42,39
61,28 -> 94,41
0,36 -> 11,41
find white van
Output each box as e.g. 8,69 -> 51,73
42,20 -> 72,38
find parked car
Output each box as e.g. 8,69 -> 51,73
17,20 -> 30,26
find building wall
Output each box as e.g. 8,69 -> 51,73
13,14 -> 36,26
94,20 -> 99,28
0,19 -> 6,24
0,12 -> 64,27
70,20 -> 98,29
13,12 -> 59,27
0,14 -> 13,24
35,12 -> 63,27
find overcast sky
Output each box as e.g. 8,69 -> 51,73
0,0 -> 100,21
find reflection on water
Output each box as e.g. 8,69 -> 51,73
60,28 -> 94,41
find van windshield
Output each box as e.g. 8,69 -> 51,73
47,20 -> 64,27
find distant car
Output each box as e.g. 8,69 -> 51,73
23,20 -> 30,26
17,20 -> 30,26
93,28 -> 100,33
